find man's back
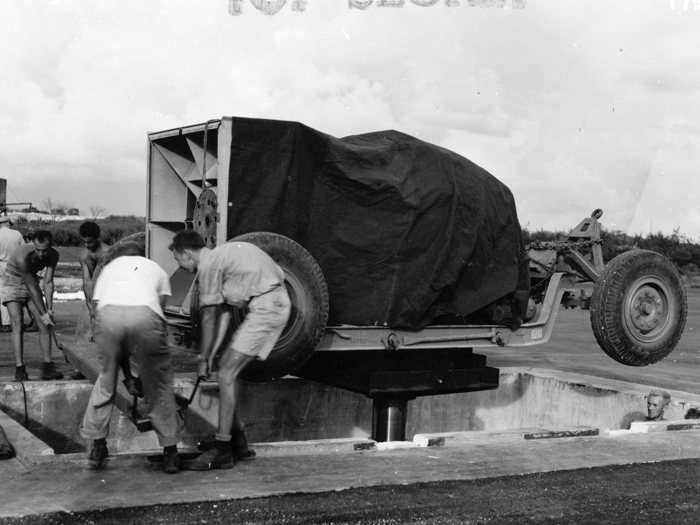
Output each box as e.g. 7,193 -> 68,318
94,256 -> 171,317
199,242 -> 285,307
0,227 -> 23,263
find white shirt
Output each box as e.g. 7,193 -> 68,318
0,226 -> 23,264
93,256 -> 171,318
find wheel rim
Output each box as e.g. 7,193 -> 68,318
622,276 -> 675,344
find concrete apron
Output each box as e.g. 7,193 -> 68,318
2,367 -> 700,461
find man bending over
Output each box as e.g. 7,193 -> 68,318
80,242 -> 180,473
1,230 -> 63,381
79,221 -> 106,343
169,230 -> 290,470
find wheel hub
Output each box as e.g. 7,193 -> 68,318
193,188 -> 218,249
626,282 -> 670,339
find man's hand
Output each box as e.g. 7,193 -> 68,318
197,355 -> 209,379
40,312 -> 55,326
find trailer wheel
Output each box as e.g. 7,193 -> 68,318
590,249 -> 687,366
229,232 -> 329,381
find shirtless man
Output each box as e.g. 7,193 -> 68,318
2,230 -> 63,380
79,221 -> 107,342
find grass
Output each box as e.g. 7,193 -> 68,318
56,246 -> 83,263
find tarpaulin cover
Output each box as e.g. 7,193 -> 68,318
226,117 -> 528,330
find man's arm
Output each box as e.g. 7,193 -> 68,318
80,253 -> 95,317
198,305 -> 218,361
210,307 -> 233,358
43,263 -> 56,314
22,270 -> 48,318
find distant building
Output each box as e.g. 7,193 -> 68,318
67,208 -> 80,216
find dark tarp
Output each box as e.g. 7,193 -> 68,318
226,117 -> 528,330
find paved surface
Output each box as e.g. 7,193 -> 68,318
1,431 -> 700,521
1,290 -> 699,522
3,458 -> 700,524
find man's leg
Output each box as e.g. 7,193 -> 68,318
130,308 -> 179,448
25,299 -> 63,379
129,307 -> 180,473
80,308 -> 123,468
6,301 -> 27,380
216,349 -> 254,440
183,347 -> 253,471
25,300 -> 51,363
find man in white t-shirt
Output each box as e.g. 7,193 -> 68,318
79,242 -> 180,473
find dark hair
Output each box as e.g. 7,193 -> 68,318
34,230 -> 53,244
79,221 -> 101,238
169,230 -> 205,252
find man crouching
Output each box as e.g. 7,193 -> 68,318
80,243 -> 180,473
169,230 -> 291,470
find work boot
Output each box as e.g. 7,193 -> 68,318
231,429 -> 256,461
197,436 -> 256,461
88,438 -> 108,469
40,362 -> 64,380
14,365 -> 28,382
162,445 -> 180,474
182,441 -> 234,471
69,370 -> 86,380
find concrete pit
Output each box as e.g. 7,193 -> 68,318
2,367 -> 699,458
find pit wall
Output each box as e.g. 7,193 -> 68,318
1,367 -> 698,454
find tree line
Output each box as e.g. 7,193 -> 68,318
523,227 -> 700,274
11,216 -> 700,274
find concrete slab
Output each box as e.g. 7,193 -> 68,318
1,430 -> 700,519
630,419 -> 700,433
0,408 -> 54,459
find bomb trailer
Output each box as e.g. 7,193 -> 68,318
146,117 -> 687,441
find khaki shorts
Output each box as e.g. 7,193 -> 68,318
0,272 -> 30,306
231,286 -> 291,361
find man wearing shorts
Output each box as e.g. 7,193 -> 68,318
169,230 -> 290,470
2,230 -> 63,381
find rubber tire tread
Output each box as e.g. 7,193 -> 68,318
590,249 -> 687,366
229,232 -> 329,381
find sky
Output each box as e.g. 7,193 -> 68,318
1,0 -> 699,237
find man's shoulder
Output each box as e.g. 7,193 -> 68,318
0,228 -> 23,241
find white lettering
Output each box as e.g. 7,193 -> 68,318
411,0 -> 439,5
378,0 -> 405,6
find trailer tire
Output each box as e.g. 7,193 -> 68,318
590,249 -> 687,366
228,232 -> 329,381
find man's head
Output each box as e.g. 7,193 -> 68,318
79,221 -> 101,251
32,230 -> 53,261
0,215 -> 12,227
647,390 -> 671,420
169,230 -> 206,273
